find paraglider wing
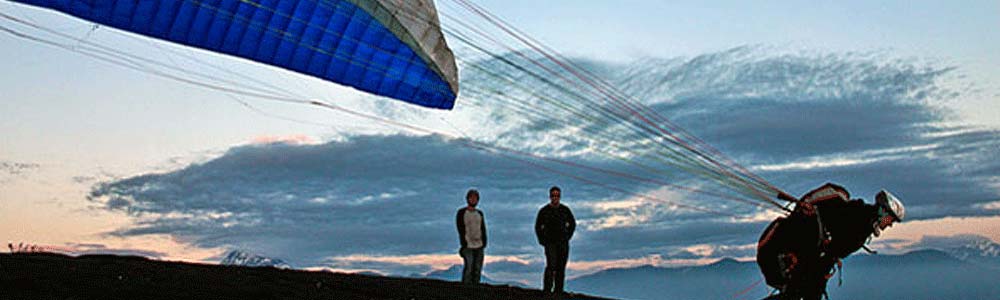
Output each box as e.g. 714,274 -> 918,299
12,0 -> 459,109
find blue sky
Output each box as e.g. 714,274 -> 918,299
1,0 -> 998,286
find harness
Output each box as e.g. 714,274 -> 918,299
759,183 -> 857,299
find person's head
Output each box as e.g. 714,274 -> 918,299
466,189 -> 480,208
873,190 -> 905,235
549,186 -> 561,206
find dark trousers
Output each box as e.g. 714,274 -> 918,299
460,247 -> 484,284
773,257 -> 829,300
784,266 -> 829,300
543,243 -> 569,293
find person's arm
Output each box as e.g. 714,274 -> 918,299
480,210 -> 487,248
829,202 -> 879,258
535,208 -> 546,245
457,209 -> 467,249
566,206 -> 576,241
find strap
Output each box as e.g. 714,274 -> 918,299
836,260 -> 843,286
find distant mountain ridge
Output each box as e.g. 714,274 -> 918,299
568,256 -> 759,300
941,239 -> 1000,269
219,250 -> 290,269
419,264 -> 526,287
568,248 -> 1000,300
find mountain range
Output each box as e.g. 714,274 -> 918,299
214,240 -> 1000,299
567,241 -> 1000,300
939,238 -> 1000,270
418,264 -> 526,287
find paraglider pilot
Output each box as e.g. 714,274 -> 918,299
757,183 -> 905,300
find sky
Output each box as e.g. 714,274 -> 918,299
2,0 -> 999,286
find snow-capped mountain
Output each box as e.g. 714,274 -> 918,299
943,239 -> 1000,269
220,250 -> 290,269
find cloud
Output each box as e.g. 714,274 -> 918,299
88,134 -> 673,266
0,161 -> 39,173
620,51 -> 999,219
6,242 -> 167,258
320,253 -> 542,279
485,258 -> 543,274
577,219 -> 771,260
87,47 -> 1000,278
0,161 -> 40,182
976,201 -> 1000,211
321,253 -> 457,276
65,243 -> 168,258
249,135 -> 319,145
459,46 -> 999,218
665,243 -> 757,260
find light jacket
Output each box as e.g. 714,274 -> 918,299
456,208 -> 487,250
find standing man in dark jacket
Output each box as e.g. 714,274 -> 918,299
456,189 -> 487,284
535,186 -> 576,295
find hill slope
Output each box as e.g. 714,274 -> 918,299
0,253 -> 608,300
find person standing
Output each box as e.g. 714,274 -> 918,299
456,189 -> 487,284
535,186 -> 576,295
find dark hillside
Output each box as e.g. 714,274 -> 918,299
0,253 -> 609,300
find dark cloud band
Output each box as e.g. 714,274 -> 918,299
87,47 -> 999,279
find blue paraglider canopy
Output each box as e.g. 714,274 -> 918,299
11,0 -> 459,109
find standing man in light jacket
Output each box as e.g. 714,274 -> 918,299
456,189 -> 487,284
535,186 -> 576,295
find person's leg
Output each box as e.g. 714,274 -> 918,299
554,243 -> 569,293
800,275 -> 828,300
472,248 -> 484,284
460,248 -> 474,284
543,246 -> 555,293
780,259 -> 826,300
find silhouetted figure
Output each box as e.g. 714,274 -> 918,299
535,186 -> 576,296
456,189 -> 487,284
757,183 -> 905,300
